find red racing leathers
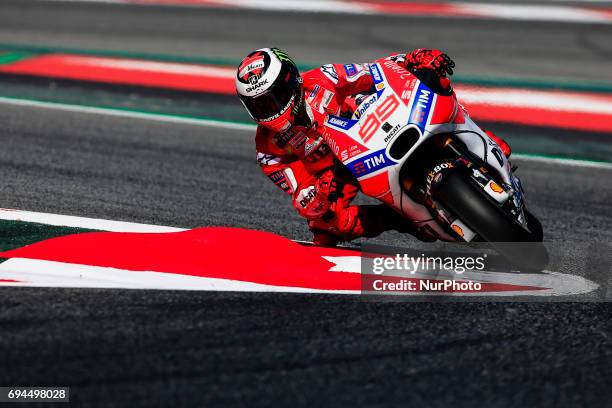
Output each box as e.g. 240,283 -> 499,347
255,50 -> 509,245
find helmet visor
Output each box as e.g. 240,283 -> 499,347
239,67 -> 301,122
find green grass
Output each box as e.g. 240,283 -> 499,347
0,220 -> 94,260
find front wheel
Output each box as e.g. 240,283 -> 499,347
434,172 -> 548,271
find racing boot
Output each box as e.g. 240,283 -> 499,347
309,204 -> 436,245
358,205 -> 437,242
311,229 -> 341,247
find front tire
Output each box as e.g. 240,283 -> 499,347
434,172 -> 548,271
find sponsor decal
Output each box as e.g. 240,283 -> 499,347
333,142 -> 368,164
409,82 -> 434,130
259,94 -> 295,123
297,186 -> 317,208
269,170 -> 292,192
303,135 -> 321,155
489,181 -> 504,194
321,64 -> 339,83
307,84 -> 321,102
401,88 -> 412,103
382,60 -> 410,76
426,162 -> 454,194
289,130 -> 308,150
327,115 -> 358,130
451,224 -> 464,238
370,64 -> 383,84
271,48 -> 294,64
344,64 -> 357,77
275,127 -> 309,152
347,149 -> 395,178
344,63 -> 368,82
471,168 -> 489,185
245,78 -> 269,93
238,51 -> 267,82
304,141 -> 330,162
399,79 -> 418,104
383,124 -> 401,143
353,94 -> 377,119
256,152 -> 280,166
274,130 -> 293,147
324,130 -> 340,156
320,89 -> 335,113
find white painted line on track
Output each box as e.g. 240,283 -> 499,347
512,154 -> 612,169
1,96 -> 611,170
0,96 -> 256,131
0,258 -> 357,293
0,208 -> 185,232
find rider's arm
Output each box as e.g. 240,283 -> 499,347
312,63 -> 375,100
314,49 -> 454,99
256,152 -> 333,219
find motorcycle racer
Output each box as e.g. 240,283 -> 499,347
235,47 -> 511,246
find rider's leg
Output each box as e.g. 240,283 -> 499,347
308,180 -> 436,245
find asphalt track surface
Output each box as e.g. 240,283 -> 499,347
1,102 -> 612,406
0,1 -> 611,407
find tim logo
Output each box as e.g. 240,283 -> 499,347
364,153 -> 386,169
348,149 -> 394,178
409,82 -> 434,130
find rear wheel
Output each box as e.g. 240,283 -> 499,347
434,172 -> 548,271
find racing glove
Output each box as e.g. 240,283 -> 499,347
316,168 -> 341,202
405,49 -> 455,78
292,169 -> 340,219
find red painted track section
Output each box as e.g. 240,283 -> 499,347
0,54 -> 236,94
362,1 -> 473,16
0,227 -> 358,290
1,53 -> 611,133
0,227 -> 545,293
464,105 -> 612,134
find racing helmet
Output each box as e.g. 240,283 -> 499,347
236,47 -> 310,132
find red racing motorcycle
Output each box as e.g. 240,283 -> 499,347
322,57 -> 547,270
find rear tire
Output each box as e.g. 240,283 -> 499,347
434,172 -> 548,271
